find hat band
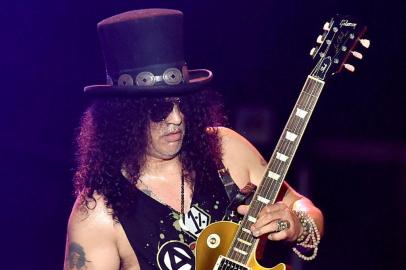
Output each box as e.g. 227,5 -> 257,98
108,64 -> 190,87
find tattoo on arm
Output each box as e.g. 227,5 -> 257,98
66,242 -> 90,270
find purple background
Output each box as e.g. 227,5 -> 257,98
0,0 -> 404,269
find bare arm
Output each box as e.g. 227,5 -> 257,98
217,126 -> 324,240
64,195 -> 121,270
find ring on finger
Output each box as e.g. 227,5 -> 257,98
276,219 -> 290,232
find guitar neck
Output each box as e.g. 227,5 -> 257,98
226,75 -> 325,263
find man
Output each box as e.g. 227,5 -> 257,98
64,9 -> 324,270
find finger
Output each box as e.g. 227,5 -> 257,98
251,220 -> 279,237
253,210 -> 281,230
237,204 -> 249,215
268,230 -> 289,241
256,207 -> 286,224
257,202 -> 288,218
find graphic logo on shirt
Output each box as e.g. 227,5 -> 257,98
157,241 -> 194,270
180,205 -> 211,238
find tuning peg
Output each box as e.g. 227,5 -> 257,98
351,51 -> 363,59
310,47 -> 317,56
344,64 -> 355,72
360,39 -> 370,48
323,22 -> 330,31
316,35 -> 324,44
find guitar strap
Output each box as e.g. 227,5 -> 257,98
217,163 -> 257,222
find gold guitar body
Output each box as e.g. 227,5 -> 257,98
195,221 -> 287,270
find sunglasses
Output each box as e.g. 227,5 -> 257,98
148,97 -> 183,122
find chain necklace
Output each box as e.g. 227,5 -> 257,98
180,170 -> 185,225
138,170 -> 186,222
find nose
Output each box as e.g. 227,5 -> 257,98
165,104 -> 183,125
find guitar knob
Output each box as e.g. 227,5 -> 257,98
344,64 -> 355,72
316,35 -> 324,44
351,51 -> 363,59
207,234 -> 221,249
360,39 -> 371,48
323,22 -> 330,31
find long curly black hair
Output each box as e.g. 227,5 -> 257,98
74,88 -> 227,220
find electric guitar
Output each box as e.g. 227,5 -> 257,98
195,15 -> 369,270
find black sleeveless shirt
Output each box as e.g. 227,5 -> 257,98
117,173 -> 231,270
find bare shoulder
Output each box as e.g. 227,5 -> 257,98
210,127 -> 303,206
215,127 -> 265,161
209,127 -> 267,187
68,193 -> 114,228
65,193 -> 121,270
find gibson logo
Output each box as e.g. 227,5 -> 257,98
340,19 -> 357,28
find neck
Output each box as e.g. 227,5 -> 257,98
141,154 -> 182,180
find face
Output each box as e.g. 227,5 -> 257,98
146,98 -> 185,160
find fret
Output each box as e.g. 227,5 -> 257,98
233,248 -> 248,256
270,154 -> 290,165
298,92 -> 318,108
247,216 -> 257,223
253,179 -> 280,207
275,143 -> 296,158
301,86 -> 319,97
255,178 -> 278,197
257,195 -> 270,204
223,11 -> 368,262
227,75 -> 326,264
295,108 -> 308,118
302,80 -> 323,97
267,171 -> 281,180
276,152 -> 289,162
285,131 -> 298,142
237,238 -> 253,246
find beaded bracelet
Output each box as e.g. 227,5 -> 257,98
292,210 -> 321,261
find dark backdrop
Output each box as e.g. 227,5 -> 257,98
1,0 -> 404,269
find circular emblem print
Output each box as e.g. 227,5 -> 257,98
157,241 -> 194,270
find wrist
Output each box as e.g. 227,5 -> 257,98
291,210 -> 321,261
294,210 -> 311,243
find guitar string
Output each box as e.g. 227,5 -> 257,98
230,21 -> 351,262
259,78 -> 321,235
238,79 -> 319,261
231,27 -> 353,261
228,81 -> 318,263
234,82 -> 318,263
263,78 -> 320,200
245,28 -> 359,259
228,79 -> 318,262
231,78 -> 321,263
259,79 -> 320,224
229,78 -> 322,263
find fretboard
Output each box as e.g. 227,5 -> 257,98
226,75 -> 325,263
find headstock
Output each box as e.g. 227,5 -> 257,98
309,15 -> 369,81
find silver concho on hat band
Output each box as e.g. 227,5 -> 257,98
118,74 -> 134,86
121,68 -> 184,87
135,71 -> 156,86
162,68 -> 183,85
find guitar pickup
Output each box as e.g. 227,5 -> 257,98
213,255 -> 251,270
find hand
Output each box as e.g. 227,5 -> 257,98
237,202 -> 302,242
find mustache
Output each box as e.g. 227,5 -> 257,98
162,125 -> 184,136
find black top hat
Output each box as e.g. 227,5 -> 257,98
84,9 -> 213,95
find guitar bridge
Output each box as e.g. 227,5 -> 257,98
213,255 -> 251,270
